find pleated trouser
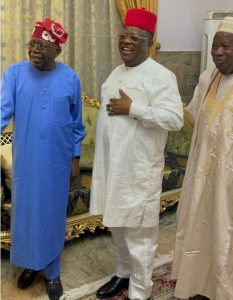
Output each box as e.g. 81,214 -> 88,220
110,226 -> 159,300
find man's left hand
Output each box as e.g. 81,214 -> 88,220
106,89 -> 132,116
71,157 -> 80,177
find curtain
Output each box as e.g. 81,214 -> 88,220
1,0 -> 123,98
115,0 -> 158,58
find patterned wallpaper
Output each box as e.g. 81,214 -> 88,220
156,51 -> 201,103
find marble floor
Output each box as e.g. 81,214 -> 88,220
1,207 -> 177,300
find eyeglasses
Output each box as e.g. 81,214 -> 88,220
26,41 -> 54,51
117,33 -> 147,43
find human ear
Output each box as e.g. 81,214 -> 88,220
55,47 -> 62,57
148,39 -> 153,48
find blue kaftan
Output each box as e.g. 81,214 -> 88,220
1,61 -> 85,270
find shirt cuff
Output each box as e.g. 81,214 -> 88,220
129,102 -> 145,119
73,144 -> 81,157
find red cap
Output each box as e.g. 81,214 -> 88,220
31,18 -> 68,47
124,8 -> 157,34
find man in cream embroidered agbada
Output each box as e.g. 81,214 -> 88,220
172,16 -> 233,300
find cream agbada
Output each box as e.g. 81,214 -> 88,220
172,16 -> 233,300
172,66 -> 233,300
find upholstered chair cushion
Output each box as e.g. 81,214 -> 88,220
166,119 -> 193,157
80,104 -> 99,169
1,143 -> 13,190
166,104 -> 193,157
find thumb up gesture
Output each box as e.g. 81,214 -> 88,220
106,89 -> 132,116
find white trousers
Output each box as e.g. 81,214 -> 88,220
110,226 -> 159,300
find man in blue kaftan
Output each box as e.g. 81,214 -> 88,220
1,18 -> 85,300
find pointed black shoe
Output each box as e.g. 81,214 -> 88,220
96,276 -> 129,298
189,296 -> 210,300
45,276 -> 63,300
17,268 -> 40,289
126,298 -> 151,300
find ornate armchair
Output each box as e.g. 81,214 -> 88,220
1,94 -> 192,250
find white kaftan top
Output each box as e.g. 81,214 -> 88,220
90,58 -> 183,227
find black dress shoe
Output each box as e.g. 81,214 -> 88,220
45,276 -> 63,300
126,298 -> 151,300
189,296 -> 210,300
96,276 -> 129,298
17,269 -> 40,289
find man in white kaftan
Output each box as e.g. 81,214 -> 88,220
90,8 -> 183,300
172,17 -> 233,300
